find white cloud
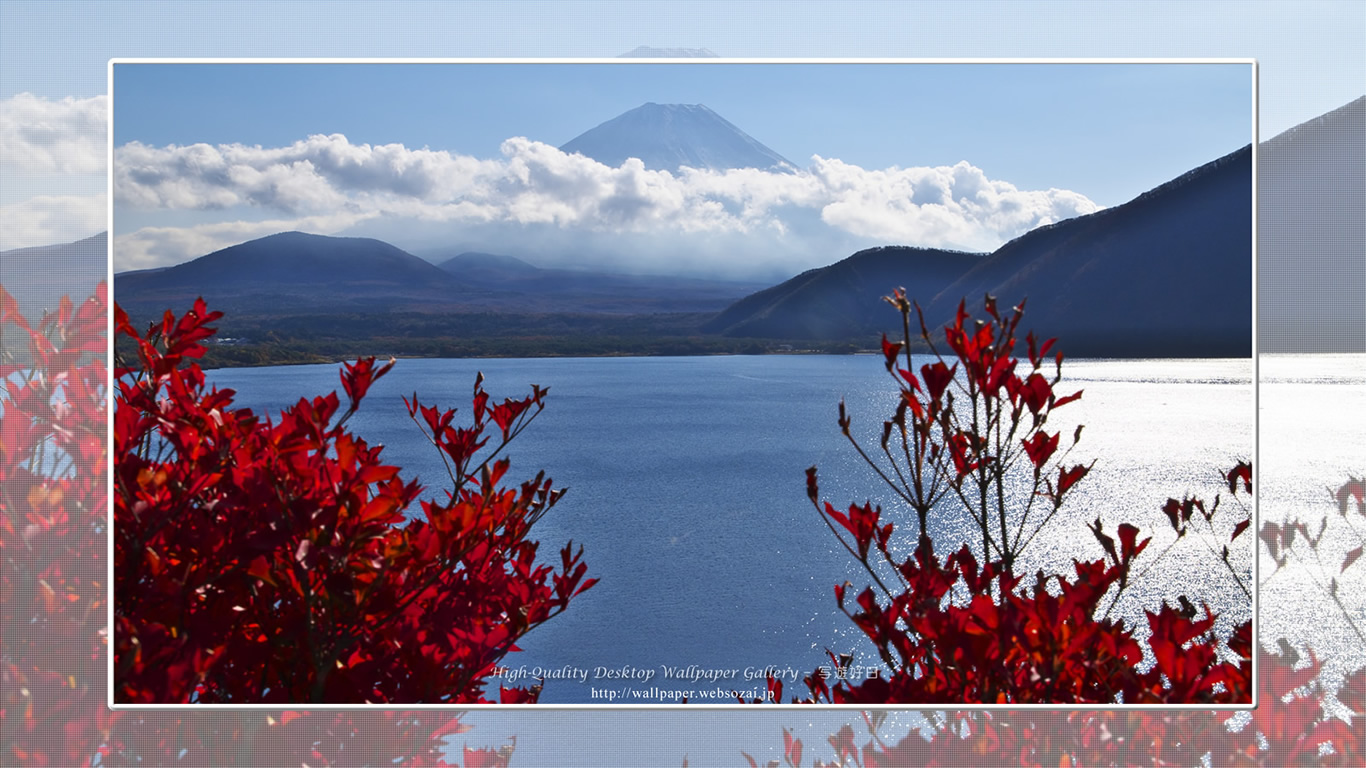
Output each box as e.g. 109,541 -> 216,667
114,133 -> 1102,272
809,157 -> 1099,251
0,194 -> 107,252
0,93 -> 108,175
115,134 -> 502,213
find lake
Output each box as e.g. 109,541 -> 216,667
206,353 -> 1256,704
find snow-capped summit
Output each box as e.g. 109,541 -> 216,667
558,102 -> 795,173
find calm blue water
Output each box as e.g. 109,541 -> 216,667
206,354 -> 1254,704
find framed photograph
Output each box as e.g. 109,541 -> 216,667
109,59 -> 1255,707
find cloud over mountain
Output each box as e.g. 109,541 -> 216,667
808,156 -> 1097,244
114,133 -> 1100,275
0,194 -> 107,252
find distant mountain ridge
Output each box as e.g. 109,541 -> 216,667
1,231 -> 107,320
119,231 -> 460,289
432,249 -> 766,314
559,102 -> 795,173
702,246 -> 983,339
1258,95 -> 1364,352
116,234 -> 765,319
437,251 -> 542,281
115,231 -> 472,316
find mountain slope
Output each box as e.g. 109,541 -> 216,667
437,251 -> 543,282
559,102 -> 795,172
1,231 -> 107,320
1258,95 -> 1365,352
702,246 -> 983,339
912,144 -> 1253,357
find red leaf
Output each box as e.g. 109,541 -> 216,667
1088,518 -> 1118,565
921,361 -> 955,403
1057,464 -> 1089,495
1021,431 -> 1059,468
1117,522 -> 1147,564
1226,461 -> 1253,494
1231,518 -> 1250,541
1336,477 -> 1365,514
783,728 -> 803,767
1051,389 -> 1083,409
247,556 -> 276,587
1020,373 -> 1051,415
881,334 -> 902,371
1162,498 -> 1185,533
1343,546 -> 1363,573
340,356 -> 396,407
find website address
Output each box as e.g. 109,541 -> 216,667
589,686 -> 776,703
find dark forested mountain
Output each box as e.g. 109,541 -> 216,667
114,231 -> 473,317
1,231 -> 107,320
559,102 -> 795,172
701,246 -> 983,339
1258,95 -> 1365,353
912,144 -> 1253,357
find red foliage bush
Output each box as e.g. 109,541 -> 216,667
750,468 -> 1366,765
743,291 -> 1364,764
766,292 -> 1252,704
111,297 -> 595,703
2,286 -> 111,765
3,284 -> 528,764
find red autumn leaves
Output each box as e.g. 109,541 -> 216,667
789,291 -> 1253,705
1,285 -> 112,766
112,296 -> 594,704
755,463 -> 1366,764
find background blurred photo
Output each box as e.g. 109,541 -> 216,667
1,2 -> 1362,765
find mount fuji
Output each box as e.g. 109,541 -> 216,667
558,102 -> 796,173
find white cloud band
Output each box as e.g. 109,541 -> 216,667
114,133 -> 1100,270
0,194 -> 107,253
